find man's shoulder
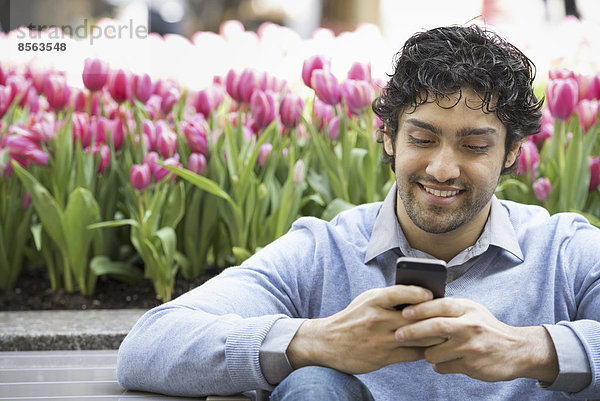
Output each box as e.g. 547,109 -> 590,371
290,201 -> 383,238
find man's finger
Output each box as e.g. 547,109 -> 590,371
376,285 -> 433,310
395,317 -> 457,342
402,297 -> 469,320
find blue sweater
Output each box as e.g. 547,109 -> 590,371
117,194 -> 600,400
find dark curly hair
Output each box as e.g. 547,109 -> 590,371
372,25 -> 543,174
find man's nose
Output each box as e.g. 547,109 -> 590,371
425,146 -> 460,183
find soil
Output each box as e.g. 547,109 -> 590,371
0,266 -> 221,311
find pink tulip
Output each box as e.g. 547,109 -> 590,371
143,151 -> 160,174
531,122 -> 553,147
347,61 -> 371,82
107,69 -> 130,103
576,74 -> 600,101
279,92 -> 304,129
130,163 -> 151,190
6,133 -> 37,155
144,95 -> 162,119
250,90 -> 277,129
90,92 -> 101,116
142,120 -> 157,150
516,140 -> 539,178
188,152 -> 207,175
156,121 -> 177,158
546,78 -> 578,121
533,177 -> 552,201
312,98 -> 334,131
328,116 -> 341,141
43,74 -> 70,110
153,155 -> 181,182
341,79 -> 372,115
0,85 -> 11,118
24,147 -> 49,166
260,72 -> 285,93
72,112 -> 91,147
160,86 -> 181,115
82,58 -> 109,92
70,89 -> 87,112
238,68 -> 259,103
311,68 -> 341,106
132,73 -> 152,104
589,157 -> 600,193
0,63 -> 5,86
302,55 -> 328,89
257,143 -> 272,167
225,69 -> 243,102
181,119 -> 208,154
549,69 -> 575,80
576,99 -> 598,132
6,75 -> 28,105
29,112 -> 56,143
110,118 -> 125,150
89,116 -> 108,145
195,85 -> 225,117
88,144 -> 110,173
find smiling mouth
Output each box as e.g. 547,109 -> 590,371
420,184 -> 462,198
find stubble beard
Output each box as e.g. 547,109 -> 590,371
397,174 -> 495,234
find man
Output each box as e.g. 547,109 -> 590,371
117,25 -> 600,400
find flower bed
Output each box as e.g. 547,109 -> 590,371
0,20 -> 599,302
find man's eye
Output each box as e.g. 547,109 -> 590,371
408,136 -> 433,146
466,145 -> 488,153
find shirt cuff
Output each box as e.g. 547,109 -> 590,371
259,318 -> 306,385
538,324 -> 592,392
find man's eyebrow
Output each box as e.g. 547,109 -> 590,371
404,118 -> 498,137
404,118 -> 442,135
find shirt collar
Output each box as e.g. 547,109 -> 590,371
364,184 -> 523,264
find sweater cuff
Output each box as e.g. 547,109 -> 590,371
538,324 -> 591,392
225,315 -> 287,391
259,318 -> 307,385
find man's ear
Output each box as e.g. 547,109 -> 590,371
505,140 -> 522,169
382,131 -> 395,157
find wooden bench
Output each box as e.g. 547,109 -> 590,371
0,350 -> 253,400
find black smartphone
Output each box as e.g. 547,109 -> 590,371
395,257 -> 447,309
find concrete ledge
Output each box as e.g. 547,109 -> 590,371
0,309 -> 147,351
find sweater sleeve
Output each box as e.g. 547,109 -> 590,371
116,226 -> 319,397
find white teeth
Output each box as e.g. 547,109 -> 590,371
424,186 -> 460,197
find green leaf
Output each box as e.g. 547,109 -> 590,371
161,181 -> 186,229
163,164 -> 234,203
321,198 -> 356,221
11,161 -> 67,253
154,227 -> 177,265
88,219 -> 139,230
62,187 -> 101,293
90,256 -> 143,285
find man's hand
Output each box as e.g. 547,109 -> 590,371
396,298 -> 559,383
286,285 -> 445,375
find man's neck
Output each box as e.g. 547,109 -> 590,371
396,198 -> 491,263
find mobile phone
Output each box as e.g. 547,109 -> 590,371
395,256 -> 447,310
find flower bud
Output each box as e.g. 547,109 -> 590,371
142,120 -> 157,150
546,78 -> 578,120
107,69 -> 130,103
132,73 -> 152,104
188,152 -> 207,175
43,74 -> 70,110
195,84 -> 225,117
257,143 -> 272,167
341,79 -> 372,115
533,177 -> 552,201
250,90 -> 277,129
72,112 -> 91,148
161,86 -> 181,115
575,73 -> 600,101
516,140 -> 539,179
576,99 -> 598,132
225,69 -> 243,102
312,98 -> 333,131
347,61 -> 371,82
293,159 -> 305,186
311,68 -> 341,106
154,155 -> 181,182
238,68 -> 259,103
24,147 -> 49,166
279,92 -> 304,129
156,121 -> 178,158
71,89 -> 87,112
82,58 -> 109,92
589,156 -> 600,193
328,116 -> 341,141
302,55 -> 328,89
130,163 -> 151,190
181,119 -> 208,154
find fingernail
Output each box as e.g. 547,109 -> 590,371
403,308 -> 415,319
395,329 -> 404,341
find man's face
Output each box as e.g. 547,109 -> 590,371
383,89 -> 519,235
